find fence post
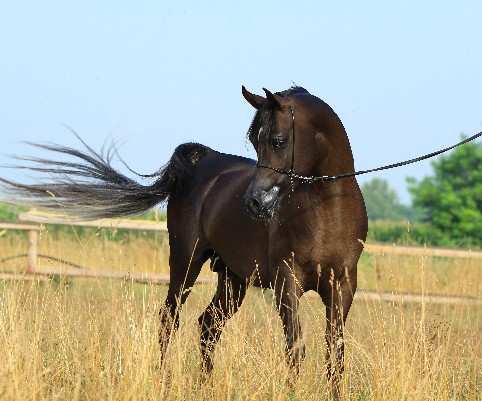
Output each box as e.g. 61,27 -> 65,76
27,229 -> 38,273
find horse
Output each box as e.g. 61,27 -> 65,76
1,86 -> 368,399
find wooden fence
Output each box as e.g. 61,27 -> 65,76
0,211 -> 171,284
1,211 -> 481,305
362,242 -> 482,260
15,211 -> 167,273
0,211 -> 481,285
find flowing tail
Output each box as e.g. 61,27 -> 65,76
0,135 -> 211,220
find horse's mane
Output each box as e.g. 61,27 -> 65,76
276,85 -> 309,97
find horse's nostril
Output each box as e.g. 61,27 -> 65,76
244,194 -> 263,215
250,197 -> 260,210
244,187 -> 280,220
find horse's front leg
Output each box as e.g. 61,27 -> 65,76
322,274 -> 356,401
274,269 -> 305,373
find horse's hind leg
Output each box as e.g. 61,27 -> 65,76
159,239 -> 209,364
198,260 -> 247,375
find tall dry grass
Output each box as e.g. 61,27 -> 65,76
0,231 -> 480,400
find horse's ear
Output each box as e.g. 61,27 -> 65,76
242,86 -> 265,110
262,88 -> 283,110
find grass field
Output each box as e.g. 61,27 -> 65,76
0,230 -> 480,400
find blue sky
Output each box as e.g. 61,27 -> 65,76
1,1 -> 481,204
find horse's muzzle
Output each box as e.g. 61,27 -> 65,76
244,186 -> 281,221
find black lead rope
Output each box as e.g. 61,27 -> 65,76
311,131 -> 482,183
257,97 -> 482,185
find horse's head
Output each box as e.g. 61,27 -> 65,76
242,85 -> 355,221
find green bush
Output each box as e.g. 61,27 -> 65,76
0,203 -> 27,221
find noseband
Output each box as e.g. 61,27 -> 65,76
256,95 -> 482,191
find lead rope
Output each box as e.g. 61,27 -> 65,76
257,100 -> 482,186
310,131 -> 482,183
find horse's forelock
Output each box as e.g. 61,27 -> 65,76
247,103 -> 274,144
246,86 -> 308,145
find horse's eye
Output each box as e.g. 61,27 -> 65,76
271,136 -> 288,149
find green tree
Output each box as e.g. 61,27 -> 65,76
407,136 -> 482,248
361,178 -> 412,221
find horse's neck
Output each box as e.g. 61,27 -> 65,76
308,123 -> 360,200
316,130 -> 355,178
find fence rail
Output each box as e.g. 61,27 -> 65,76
362,243 -> 482,260
17,211 -> 168,231
0,212 -> 481,281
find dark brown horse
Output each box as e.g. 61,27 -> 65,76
1,86 -> 367,399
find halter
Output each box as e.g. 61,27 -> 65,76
256,95 -> 482,190
256,94 -> 299,191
